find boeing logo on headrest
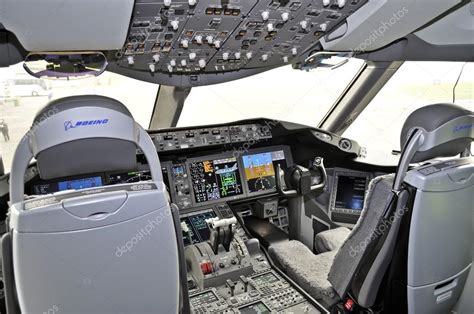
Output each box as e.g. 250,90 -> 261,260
453,123 -> 473,133
64,119 -> 109,131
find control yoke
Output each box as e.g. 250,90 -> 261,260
276,157 -> 327,197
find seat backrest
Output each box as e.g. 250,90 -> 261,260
328,103 -> 473,310
2,96 -> 184,314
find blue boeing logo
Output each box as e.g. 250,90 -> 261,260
64,119 -> 109,131
453,123 -> 472,133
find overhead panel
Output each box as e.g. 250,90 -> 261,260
113,0 -> 368,75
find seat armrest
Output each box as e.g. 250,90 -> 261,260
314,227 -> 351,253
243,216 -> 288,249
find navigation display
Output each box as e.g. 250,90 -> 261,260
242,150 -> 287,193
189,157 -> 243,204
239,302 -> 271,314
334,174 -> 368,211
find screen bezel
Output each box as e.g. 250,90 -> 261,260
186,153 -> 247,207
329,169 -> 370,215
240,145 -> 293,197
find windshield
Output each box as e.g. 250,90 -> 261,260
344,61 -> 473,165
178,58 -> 365,127
0,63 -> 158,173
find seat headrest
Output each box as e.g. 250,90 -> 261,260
400,103 -> 473,163
30,95 -> 138,179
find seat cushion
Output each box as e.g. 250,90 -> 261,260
269,240 -> 340,307
314,227 -> 351,253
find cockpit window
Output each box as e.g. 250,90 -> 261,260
344,61 -> 473,165
178,58 -> 365,127
0,63 -> 158,173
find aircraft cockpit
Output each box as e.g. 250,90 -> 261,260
0,1 -> 472,313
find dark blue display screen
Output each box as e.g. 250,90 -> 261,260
58,176 -> 103,191
334,175 -> 367,210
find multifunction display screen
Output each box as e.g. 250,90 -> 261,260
181,211 -> 217,246
32,176 -> 103,195
189,157 -> 243,203
334,175 -> 368,211
242,150 -> 287,193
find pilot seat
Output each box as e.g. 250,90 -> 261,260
269,103 -> 473,313
1,96 -> 188,314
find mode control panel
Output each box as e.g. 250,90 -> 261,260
150,123 -> 272,152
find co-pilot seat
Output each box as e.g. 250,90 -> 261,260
269,103 -> 473,312
1,96 -> 186,314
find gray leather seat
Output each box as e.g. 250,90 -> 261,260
269,103 -> 473,310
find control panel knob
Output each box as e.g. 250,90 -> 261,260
246,51 -> 253,59
127,56 -> 134,65
213,40 -> 221,48
170,20 -> 179,31
164,0 -> 171,7
291,47 -> 298,55
198,59 -> 206,68
320,23 -> 327,32
337,0 -> 346,8
170,59 -> 177,67
234,52 -> 241,60
283,56 -> 289,63
261,54 -> 269,62
188,0 -> 197,6
300,20 -> 308,30
189,52 -> 197,60
222,52 -> 230,60
149,63 -> 156,72
322,0 -> 330,6
281,12 -> 289,22
261,11 -> 269,21
152,54 -> 160,63
181,59 -> 187,66
195,35 -> 203,44
206,35 -> 214,44
267,23 -> 274,32
181,39 -> 189,48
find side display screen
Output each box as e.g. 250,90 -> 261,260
33,176 -> 103,195
242,150 -> 287,193
189,157 -> 243,204
181,211 -> 217,246
334,175 -> 368,211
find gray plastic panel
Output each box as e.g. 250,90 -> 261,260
0,0 -> 134,51
12,197 -> 179,313
405,158 -> 473,313
321,0 -> 461,52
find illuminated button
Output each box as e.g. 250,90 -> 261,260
206,35 -> 214,44
181,59 -> 187,66
152,54 -> 160,62
246,52 -> 253,59
323,0 -> 330,6
127,56 -> 134,65
261,11 -> 269,21
189,52 -> 196,60
234,52 -> 241,59
300,20 -> 308,30
170,59 -> 177,67
198,59 -> 206,68
337,0 -> 346,8
222,52 -> 230,60
320,23 -> 327,32
213,40 -> 221,48
149,63 -> 156,72
261,54 -> 269,61
291,47 -> 297,55
181,39 -> 189,48
164,0 -> 171,7
283,56 -> 289,63
281,12 -> 289,22
267,23 -> 274,32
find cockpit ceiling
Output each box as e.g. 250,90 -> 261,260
0,0 -> 469,86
